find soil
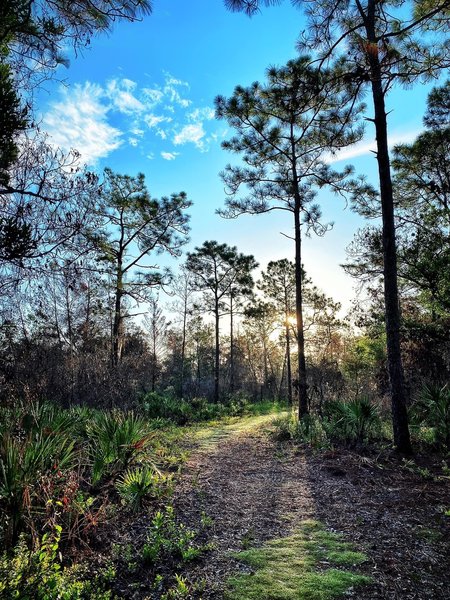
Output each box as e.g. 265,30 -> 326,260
108,416 -> 450,599
173,418 -> 450,599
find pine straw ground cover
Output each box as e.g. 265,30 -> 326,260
167,418 -> 450,600
8,410 -> 447,599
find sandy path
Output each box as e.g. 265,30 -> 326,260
173,414 -> 316,598
173,415 -> 449,599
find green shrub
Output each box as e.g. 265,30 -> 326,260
86,411 -> 154,485
273,414 -> 328,449
116,466 -> 172,510
324,398 -> 381,446
142,506 -> 204,566
410,384 -> 450,449
139,392 -> 194,424
139,392 -> 278,424
0,424 -> 77,546
0,527 -> 113,599
161,574 -> 190,599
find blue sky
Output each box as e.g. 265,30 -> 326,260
37,0 -> 439,312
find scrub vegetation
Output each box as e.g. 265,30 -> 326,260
1,0 -> 449,598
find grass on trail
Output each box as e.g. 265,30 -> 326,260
227,520 -> 371,600
192,412 -> 283,450
148,403 -> 286,469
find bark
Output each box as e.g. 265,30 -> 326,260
112,262 -> 124,367
285,289 -> 293,405
294,199 -> 308,418
230,292 -> 235,393
151,326 -> 157,392
214,295 -> 220,403
180,296 -> 187,399
365,0 -> 412,453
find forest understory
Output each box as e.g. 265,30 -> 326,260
102,415 -> 450,599
1,1 -> 450,599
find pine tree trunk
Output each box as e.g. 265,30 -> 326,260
180,297 -> 187,399
294,202 -> 308,418
285,293 -> 293,405
214,296 -> 220,403
230,292 -> 235,393
365,2 -> 412,453
112,264 -> 124,367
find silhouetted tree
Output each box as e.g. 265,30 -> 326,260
346,81 -> 450,320
93,168 -> 191,366
243,300 -> 279,398
225,253 -> 258,393
144,294 -> 167,392
168,266 -> 196,398
0,137 -> 100,289
0,64 -> 27,188
259,260 -> 296,403
186,241 -> 257,402
216,57 -> 361,417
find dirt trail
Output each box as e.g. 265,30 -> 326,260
173,415 -> 450,600
173,414 -> 316,597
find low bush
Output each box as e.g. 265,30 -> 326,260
86,411 -> 155,485
116,466 -> 173,510
0,409 -> 78,547
142,506 -> 205,566
324,397 -> 382,446
273,398 -> 382,450
139,391 -> 286,425
410,384 -> 450,449
0,526 -> 114,599
273,414 -> 329,449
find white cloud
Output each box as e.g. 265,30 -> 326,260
43,82 -> 122,165
188,107 -> 215,122
130,127 -> 144,137
121,78 -> 136,90
145,114 -> 172,128
161,151 -> 180,160
163,72 -> 192,109
42,72 -> 219,164
326,128 -> 422,163
143,87 -> 164,105
173,123 -> 205,148
106,78 -> 145,114
165,75 -> 188,87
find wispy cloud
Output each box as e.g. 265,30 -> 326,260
142,88 -> 164,105
163,73 -> 191,108
187,107 -> 215,122
43,82 -> 122,165
161,151 -> 180,160
106,78 -> 145,114
145,114 -> 172,128
42,71 -> 221,165
326,128 -> 422,164
173,123 -> 206,148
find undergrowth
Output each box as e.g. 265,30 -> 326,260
273,397 -> 383,449
0,397 -> 282,598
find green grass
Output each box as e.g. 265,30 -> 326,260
191,412 -> 284,451
227,520 -> 371,600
